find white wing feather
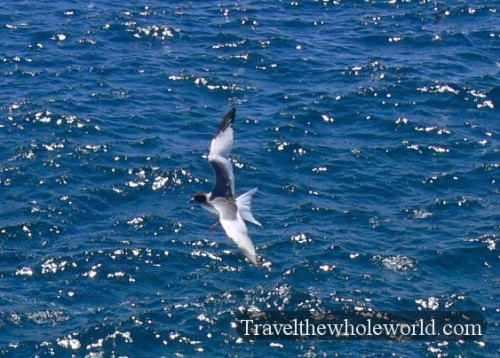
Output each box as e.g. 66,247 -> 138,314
219,213 -> 258,266
209,124 -> 233,159
209,123 -> 235,196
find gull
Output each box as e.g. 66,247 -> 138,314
190,108 -> 262,266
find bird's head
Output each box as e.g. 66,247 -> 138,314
190,192 -> 207,204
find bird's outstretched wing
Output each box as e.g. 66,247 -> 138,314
209,108 -> 236,200
211,197 -> 259,266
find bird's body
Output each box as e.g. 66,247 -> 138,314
191,108 -> 262,266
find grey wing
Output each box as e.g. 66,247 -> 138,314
209,108 -> 236,199
210,157 -> 234,199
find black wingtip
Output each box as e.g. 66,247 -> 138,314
217,108 -> 236,135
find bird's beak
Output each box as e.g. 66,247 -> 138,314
189,198 -> 194,203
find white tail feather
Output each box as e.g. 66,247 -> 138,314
236,188 -> 262,227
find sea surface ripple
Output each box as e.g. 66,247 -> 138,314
0,1 -> 498,356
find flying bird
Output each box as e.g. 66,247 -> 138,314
191,108 -> 262,266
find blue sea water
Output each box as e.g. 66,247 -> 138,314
0,0 -> 498,356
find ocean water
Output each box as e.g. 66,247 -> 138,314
0,0 -> 498,356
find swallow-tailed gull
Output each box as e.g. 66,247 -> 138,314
191,108 -> 262,266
